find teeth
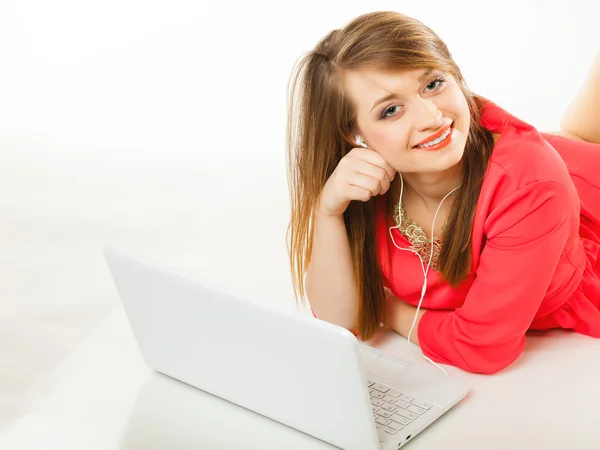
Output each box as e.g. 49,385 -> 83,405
416,126 -> 451,148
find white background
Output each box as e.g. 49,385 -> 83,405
1,0 -> 599,443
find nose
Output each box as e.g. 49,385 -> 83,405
410,97 -> 443,131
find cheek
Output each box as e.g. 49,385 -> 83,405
369,127 -> 410,155
444,88 -> 470,122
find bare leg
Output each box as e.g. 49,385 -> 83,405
545,128 -> 587,141
559,49 -> 600,144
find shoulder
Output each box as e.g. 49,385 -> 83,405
476,102 -> 580,235
479,101 -> 575,197
488,127 -> 572,190
484,129 -> 579,209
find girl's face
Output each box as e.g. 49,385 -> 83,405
343,68 -> 471,173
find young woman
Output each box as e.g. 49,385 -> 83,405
286,11 -> 600,374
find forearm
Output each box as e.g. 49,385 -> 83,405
305,208 -> 358,330
382,289 -> 427,345
560,48 -> 600,144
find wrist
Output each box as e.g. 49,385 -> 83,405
315,197 -> 344,220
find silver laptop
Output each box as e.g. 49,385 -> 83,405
104,246 -> 468,450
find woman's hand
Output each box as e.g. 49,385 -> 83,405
382,288 -> 428,344
317,147 -> 396,217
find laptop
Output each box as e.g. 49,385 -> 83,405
104,246 -> 469,450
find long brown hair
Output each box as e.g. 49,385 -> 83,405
286,11 -> 495,340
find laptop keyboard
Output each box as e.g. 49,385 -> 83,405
367,379 -> 433,442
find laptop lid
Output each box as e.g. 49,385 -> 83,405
104,246 -> 380,450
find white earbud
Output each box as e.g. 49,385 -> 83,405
355,134 -> 370,149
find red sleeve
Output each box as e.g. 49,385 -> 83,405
418,180 -> 575,374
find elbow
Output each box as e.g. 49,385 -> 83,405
420,311 -> 528,374
305,281 -> 357,331
464,357 -> 515,375
309,306 -> 357,335
457,338 -> 525,375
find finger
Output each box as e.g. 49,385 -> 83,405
351,148 -> 396,181
348,173 -> 381,197
344,184 -> 373,202
354,163 -> 391,194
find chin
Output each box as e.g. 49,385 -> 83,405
421,144 -> 465,173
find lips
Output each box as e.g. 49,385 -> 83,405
413,122 -> 453,148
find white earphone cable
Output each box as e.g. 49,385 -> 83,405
388,173 -> 461,376
355,134 -> 459,376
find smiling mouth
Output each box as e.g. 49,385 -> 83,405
413,122 -> 454,149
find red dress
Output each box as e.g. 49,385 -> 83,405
376,100 -> 600,374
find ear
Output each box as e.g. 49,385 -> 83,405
344,125 -> 361,146
343,126 -> 354,142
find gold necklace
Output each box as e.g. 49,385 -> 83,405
392,201 -> 448,272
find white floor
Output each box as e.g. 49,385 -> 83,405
0,147 -> 302,434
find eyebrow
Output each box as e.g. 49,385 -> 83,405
369,69 -> 434,113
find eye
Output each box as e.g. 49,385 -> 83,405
380,105 -> 402,119
379,77 -> 447,120
425,77 -> 446,92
